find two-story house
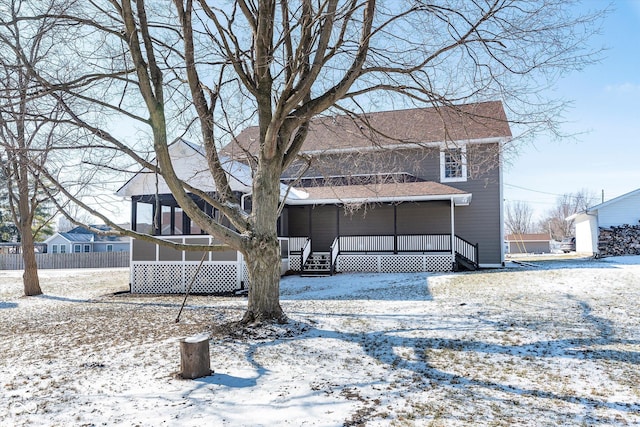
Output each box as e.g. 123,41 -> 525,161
118,100 -> 511,293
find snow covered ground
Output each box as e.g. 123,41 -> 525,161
1,256 -> 639,426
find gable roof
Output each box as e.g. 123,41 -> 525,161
116,139 -> 308,202
58,233 -> 94,243
221,101 -> 511,158
566,188 -> 640,221
44,225 -> 131,245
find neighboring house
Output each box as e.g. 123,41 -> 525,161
117,101 -> 512,293
44,225 -> 130,254
567,188 -> 640,256
505,233 -> 551,254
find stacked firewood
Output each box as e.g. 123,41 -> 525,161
598,224 -> 640,256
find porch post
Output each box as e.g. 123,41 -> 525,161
450,197 -> 455,260
131,199 -> 138,232
393,204 -> 398,254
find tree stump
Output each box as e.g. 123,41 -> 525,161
179,334 -> 212,379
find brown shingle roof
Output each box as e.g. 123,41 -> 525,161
287,181 -> 471,205
222,101 -> 511,157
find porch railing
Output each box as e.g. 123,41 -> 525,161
288,234 -> 479,271
289,237 -> 309,253
336,234 -> 478,266
397,234 -> 451,252
339,234 -> 453,254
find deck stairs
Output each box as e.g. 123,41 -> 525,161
301,252 -> 331,276
455,253 -> 478,271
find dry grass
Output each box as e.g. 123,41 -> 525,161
1,262 -> 640,426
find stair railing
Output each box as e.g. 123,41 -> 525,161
329,236 -> 340,275
300,237 -> 311,274
454,235 -> 479,268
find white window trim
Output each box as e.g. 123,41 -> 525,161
440,145 -> 468,183
60,245 -> 66,253
52,244 -> 58,254
106,244 -> 113,252
74,244 -> 81,253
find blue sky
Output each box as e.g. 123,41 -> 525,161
503,0 -> 640,220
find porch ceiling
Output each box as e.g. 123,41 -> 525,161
286,181 -> 472,206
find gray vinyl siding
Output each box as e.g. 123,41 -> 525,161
132,239 -> 156,261
184,237 -> 210,261
284,147 -> 438,181
311,206 -> 338,251
447,159 -> 502,265
283,142 -> 503,265
339,205 -> 395,236
287,206 -> 310,237
396,202 -> 451,234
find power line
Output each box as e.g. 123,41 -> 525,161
504,183 -> 564,197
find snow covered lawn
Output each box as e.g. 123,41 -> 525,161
1,257 -> 639,426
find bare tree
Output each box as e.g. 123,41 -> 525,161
3,1 -> 605,322
539,189 -> 598,240
505,200 -> 535,236
0,0 -> 74,295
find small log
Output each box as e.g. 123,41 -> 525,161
180,334 -> 212,379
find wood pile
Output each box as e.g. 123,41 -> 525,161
598,225 -> 640,256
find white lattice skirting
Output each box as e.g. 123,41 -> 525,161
337,254 -> 454,273
131,259 -> 287,294
131,262 -> 246,294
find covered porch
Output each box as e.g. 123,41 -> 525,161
289,233 -> 478,276
283,181 -> 477,275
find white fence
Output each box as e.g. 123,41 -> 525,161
0,252 -> 130,270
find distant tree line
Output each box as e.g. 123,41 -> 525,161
505,189 -> 598,240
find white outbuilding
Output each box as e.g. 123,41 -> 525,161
567,188 -> 640,256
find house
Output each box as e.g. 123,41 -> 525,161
567,188 -> 640,256
117,101 -> 512,293
44,225 -> 130,254
505,233 -> 551,254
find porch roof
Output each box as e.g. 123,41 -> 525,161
285,181 -> 472,206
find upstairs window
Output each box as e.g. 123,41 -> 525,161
440,146 -> 467,182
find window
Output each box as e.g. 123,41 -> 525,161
52,245 -> 58,254
60,245 -> 66,253
440,146 -> 467,182
106,244 -> 113,252
84,245 -> 91,253
74,244 -> 81,253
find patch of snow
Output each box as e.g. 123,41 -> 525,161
1,263 -> 640,425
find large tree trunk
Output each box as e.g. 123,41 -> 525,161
20,230 -> 42,296
242,235 -> 285,324
241,160 -> 286,324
